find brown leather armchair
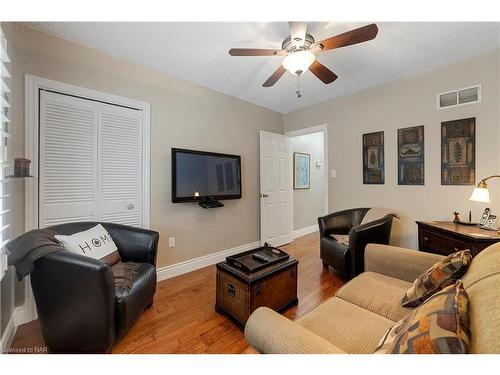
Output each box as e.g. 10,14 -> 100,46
318,208 -> 397,280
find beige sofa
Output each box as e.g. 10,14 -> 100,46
245,242 -> 500,354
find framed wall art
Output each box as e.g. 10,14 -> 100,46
398,125 -> 425,185
441,117 -> 475,185
293,152 -> 310,189
363,131 -> 384,184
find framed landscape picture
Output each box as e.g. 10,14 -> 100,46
398,125 -> 425,185
441,117 -> 475,185
293,152 -> 310,189
363,131 -> 384,184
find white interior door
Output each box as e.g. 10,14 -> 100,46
259,130 -> 293,247
39,91 -> 98,227
39,90 -> 144,228
98,103 -> 143,226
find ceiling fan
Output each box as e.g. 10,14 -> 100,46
229,22 -> 378,90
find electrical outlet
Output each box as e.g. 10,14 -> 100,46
330,169 -> 337,178
168,237 -> 175,248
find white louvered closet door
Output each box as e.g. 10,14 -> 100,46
98,103 -> 143,226
40,91 -> 98,227
39,90 -> 144,228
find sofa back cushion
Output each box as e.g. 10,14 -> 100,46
461,242 -> 500,353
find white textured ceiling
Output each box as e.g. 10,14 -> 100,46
27,22 -> 500,113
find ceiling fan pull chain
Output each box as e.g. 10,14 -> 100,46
296,75 -> 302,98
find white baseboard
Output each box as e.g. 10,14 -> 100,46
13,303 -> 32,326
156,240 -> 261,281
293,224 -> 319,239
0,306 -> 22,353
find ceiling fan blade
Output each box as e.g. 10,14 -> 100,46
316,23 -> 378,52
263,65 -> 287,87
309,60 -> 338,84
289,22 -> 308,47
229,48 -> 285,56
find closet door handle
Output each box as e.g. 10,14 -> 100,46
126,203 -> 134,210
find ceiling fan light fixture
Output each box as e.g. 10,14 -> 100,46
282,50 -> 315,76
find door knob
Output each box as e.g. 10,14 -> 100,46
126,203 -> 134,210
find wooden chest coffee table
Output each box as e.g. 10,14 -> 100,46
215,253 -> 298,327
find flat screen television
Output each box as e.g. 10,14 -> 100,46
171,148 -> 242,203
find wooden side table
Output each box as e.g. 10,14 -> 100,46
416,221 -> 500,257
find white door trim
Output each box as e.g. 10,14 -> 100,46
24,74 -> 151,323
286,123 -> 329,216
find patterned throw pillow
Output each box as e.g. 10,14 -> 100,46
55,224 -> 121,266
401,249 -> 472,307
375,281 -> 470,354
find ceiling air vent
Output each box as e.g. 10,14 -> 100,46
437,85 -> 481,109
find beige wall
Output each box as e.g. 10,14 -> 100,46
284,49 -> 500,249
291,131 -> 325,230
11,24 -> 283,268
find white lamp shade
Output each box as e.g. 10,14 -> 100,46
469,187 -> 491,203
282,51 -> 315,75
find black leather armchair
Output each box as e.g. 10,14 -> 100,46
318,208 -> 396,280
30,222 -> 159,353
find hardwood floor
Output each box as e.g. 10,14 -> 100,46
10,233 -> 344,354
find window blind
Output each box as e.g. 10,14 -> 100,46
0,25 -> 11,281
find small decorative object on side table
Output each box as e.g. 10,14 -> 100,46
416,221 -> 500,257
454,210 -> 477,226
215,243 -> 298,327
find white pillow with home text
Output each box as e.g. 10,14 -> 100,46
55,224 -> 118,260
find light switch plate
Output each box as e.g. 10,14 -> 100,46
330,169 -> 337,178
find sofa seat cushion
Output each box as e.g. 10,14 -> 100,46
336,271 -> 414,322
296,297 -> 394,353
114,262 -> 156,340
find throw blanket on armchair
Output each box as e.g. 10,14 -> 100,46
111,262 -> 142,291
6,229 -> 62,280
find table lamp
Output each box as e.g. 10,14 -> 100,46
469,175 -> 500,232
469,175 -> 500,203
